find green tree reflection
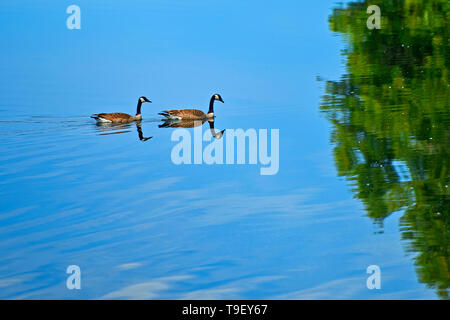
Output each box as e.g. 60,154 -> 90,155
321,0 -> 449,298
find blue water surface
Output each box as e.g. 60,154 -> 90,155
0,0 -> 437,299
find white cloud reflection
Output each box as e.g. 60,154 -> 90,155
99,275 -> 191,300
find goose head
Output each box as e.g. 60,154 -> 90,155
139,96 -> 152,104
213,94 -> 224,103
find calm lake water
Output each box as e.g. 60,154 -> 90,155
0,0 -> 448,299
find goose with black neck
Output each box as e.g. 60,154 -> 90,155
159,94 -> 224,120
91,96 -> 152,123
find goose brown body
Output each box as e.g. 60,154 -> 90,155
159,109 -> 207,120
93,112 -> 140,123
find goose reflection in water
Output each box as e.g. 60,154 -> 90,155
95,121 -> 152,141
159,118 -> 225,139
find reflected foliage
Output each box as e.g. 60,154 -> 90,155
322,0 -> 449,298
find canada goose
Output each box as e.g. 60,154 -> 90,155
91,96 -> 152,123
159,94 -> 224,120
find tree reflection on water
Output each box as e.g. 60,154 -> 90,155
322,0 -> 449,298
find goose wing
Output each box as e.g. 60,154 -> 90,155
159,109 -> 206,119
93,112 -> 134,122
